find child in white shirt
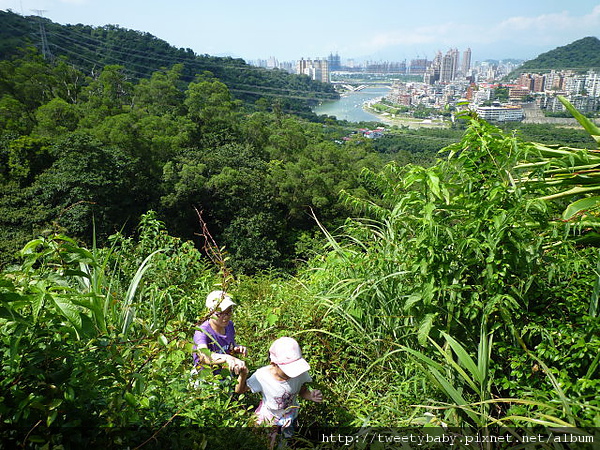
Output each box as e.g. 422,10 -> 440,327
236,337 -> 323,440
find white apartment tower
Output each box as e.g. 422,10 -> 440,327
296,58 -> 330,83
440,48 -> 459,82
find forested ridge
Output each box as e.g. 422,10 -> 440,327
508,36 -> 600,76
1,10 -> 600,449
0,10 -> 338,115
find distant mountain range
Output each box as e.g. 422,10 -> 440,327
509,36 -> 600,76
0,9 -> 338,114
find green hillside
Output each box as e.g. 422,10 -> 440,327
509,36 -> 600,76
1,7 -> 600,447
0,9 -> 338,115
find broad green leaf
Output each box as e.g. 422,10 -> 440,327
427,366 -> 480,424
47,409 -> 58,427
427,172 -> 441,199
20,238 -> 44,255
158,334 -> 169,346
401,346 -> 445,373
429,336 -> 479,394
562,195 -> 600,220
63,269 -> 91,278
403,294 -> 422,311
417,313 -> 435,345
31,292 -> 44,321
123,392 -> 138,407
48,398 -> 63,410
50,294 -> 83,332
266,312 -> 279,326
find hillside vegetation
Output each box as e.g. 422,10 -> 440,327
0,12 -> 599,449
509,36 -> 600,76
0,10 -> 338,116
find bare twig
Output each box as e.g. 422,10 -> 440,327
193,206 -> 234,292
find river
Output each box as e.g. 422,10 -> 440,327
313,86 -> 390,123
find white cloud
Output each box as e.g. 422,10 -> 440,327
360,5 -> 600,55
479,5 -> 600,44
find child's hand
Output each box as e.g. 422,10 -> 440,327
309,389 -> 323,402
226,355 -> 246,375
234,345 -> 248,357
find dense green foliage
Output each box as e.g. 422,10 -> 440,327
1,113 -> 599,447
304,113 -> 600,431
0,49 -> 383,272
1,15 -> 600,448
501,122 -> 599,149
509,36 -> 600,76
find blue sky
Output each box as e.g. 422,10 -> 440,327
2,0 -> 600,63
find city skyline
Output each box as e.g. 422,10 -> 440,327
1,1 -> 599,64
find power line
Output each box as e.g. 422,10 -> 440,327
31,10 -> 52,60
46,41 -> 338,103
3,15 -> 341,107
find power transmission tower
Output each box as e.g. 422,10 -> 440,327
32,9 -> 52,60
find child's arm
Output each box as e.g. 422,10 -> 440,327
196,344 -> 246,374
235,366 -> 250,394
299,385 -> 323,402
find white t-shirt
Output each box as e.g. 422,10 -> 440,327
246,366 -> 311,427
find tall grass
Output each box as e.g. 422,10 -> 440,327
299,112 -> 600,430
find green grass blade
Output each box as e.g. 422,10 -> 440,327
441,331 -> 482,385
558,96 -> 600,145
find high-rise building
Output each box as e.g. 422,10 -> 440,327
423,52 -> 442,84
586,70 -> 600,97
461,48 -> 472,76
296,58 -> 330,83
409,58 -> 429,75
532,74 -> 545,92
440,49 -> 459,82
423,47 -> 472,84
545,70 -> 565,91
517,73 -> 533,89
328,52 -> 341,71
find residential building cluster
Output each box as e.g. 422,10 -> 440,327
248,50 -> 519,84
387,63 -> 600,121
336,127 -> 386,144
248,50 -> 600,121
386,79 -> 528,122
423,48 -> 472,84
513,69 -> 600,114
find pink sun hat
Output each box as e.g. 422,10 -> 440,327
269,337 -> 310,378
